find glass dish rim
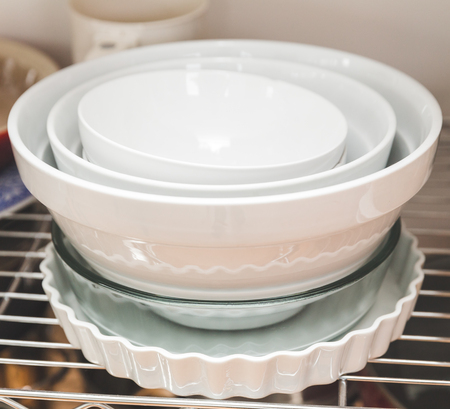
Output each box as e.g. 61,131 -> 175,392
51,218 -> 401,307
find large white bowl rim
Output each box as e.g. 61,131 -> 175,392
8,40 -> 442,246
10,42 -> 441,205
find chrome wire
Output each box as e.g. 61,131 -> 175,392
0,389 -> 365,409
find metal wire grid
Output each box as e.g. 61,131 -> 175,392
0,126 -> 448,409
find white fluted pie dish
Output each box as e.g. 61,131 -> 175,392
41,225 -> 424,399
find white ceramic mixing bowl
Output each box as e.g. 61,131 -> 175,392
78,69 -> 347,184
9,40 -> 441,300
48,57 -> 395,197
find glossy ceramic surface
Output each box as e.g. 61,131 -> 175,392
78,69 -> 347,184
9,40 -> 441,298
41,226 -> 424,399
48,57 -> 395,197
51,219 -> 400,330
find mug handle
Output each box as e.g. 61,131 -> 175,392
84,29 -> 140,61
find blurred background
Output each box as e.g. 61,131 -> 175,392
0,0 -> 448,116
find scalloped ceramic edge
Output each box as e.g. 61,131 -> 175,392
41,227 -> 425,399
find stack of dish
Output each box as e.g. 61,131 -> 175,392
8,40 -> 441,397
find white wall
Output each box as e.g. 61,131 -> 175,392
0,0 -> 72,65
205,0 -> 450,116
0,0 -> 449,114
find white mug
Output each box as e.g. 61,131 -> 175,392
69,0 -> 209,63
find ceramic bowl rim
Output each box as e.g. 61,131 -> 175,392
8,40 -> 442,207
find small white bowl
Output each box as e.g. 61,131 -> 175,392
78,69 -> 348,184
48,57 -> 394,198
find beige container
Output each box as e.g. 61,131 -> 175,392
69,0 -> 209,63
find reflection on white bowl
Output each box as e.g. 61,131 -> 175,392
10,40 -> 441,301
78,69 -> 347,184
50,218 -> 400,330
48,57 -> 394,198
